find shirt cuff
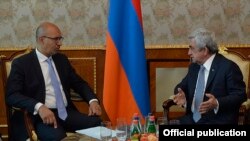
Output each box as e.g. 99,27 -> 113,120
214,99 -> 219,114
183,103 -> 187,108
89,99 -> 98,105
33,102 -> 43,115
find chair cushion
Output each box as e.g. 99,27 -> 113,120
5,61 -> 12,77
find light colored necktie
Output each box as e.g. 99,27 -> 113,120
193,65 -> 205,122
47,58 -> 68,120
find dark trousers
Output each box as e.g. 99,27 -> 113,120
10,108 -> 102,141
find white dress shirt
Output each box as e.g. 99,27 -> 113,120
34,49 -> 68,114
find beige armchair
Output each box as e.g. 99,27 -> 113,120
163,47 -> 250,125
0,47 -> 38,141
1,47 -> 84,141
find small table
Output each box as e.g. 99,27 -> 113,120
61,133 -> 118,141
61,133 -> 98,141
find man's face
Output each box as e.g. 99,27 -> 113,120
188,39 -> 206,65
38,26 -> 63,57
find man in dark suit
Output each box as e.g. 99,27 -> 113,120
173,28 -> 247,124
6,22 -> 102,141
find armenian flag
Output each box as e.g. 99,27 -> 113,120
103,0 -> 150,125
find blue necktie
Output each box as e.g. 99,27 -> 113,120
47,58 -> 68,120
193,65 -> 205,122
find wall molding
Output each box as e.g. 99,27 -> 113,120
1,44 -> 250,51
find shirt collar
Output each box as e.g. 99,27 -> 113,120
35,49 -> 50,62
203,54 -> 216,71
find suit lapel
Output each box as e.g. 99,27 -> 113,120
189,64 -> 200,98
206,54 -> 220,90
31,51 -> 46,101
31,51 -> 45,84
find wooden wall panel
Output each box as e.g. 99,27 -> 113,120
0,62 -> 8,140
0,64 -> 7,123
68,57 -> 97,114
148,60 -> 190,118
60,48 -> 108,121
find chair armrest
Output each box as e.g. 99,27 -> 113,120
238,99 -> 250,125
70,90 -> 83,101
163,99 -> 176,109
23,110 -> 38,141
10,107 -> 38,141
241,99 -> 250,110
162,98 -> 177,120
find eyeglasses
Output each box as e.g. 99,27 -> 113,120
42,36 -> 64,42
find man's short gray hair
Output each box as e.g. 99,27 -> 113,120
188,28 -> 218,54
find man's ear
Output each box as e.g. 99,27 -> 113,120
37,36 -> 44,44
204,46 -> 209,54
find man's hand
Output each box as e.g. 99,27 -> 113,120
38,105 -> 57,128
173,88 -> 186,107
89,101 -> 102,116
199,93 -> 218,114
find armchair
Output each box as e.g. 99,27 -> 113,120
0,47 -> 37,141
1,48 -> 85,141
162,47 -> 250,125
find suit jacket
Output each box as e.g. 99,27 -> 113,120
175,53 -> 247,124
6,50 -> 97,114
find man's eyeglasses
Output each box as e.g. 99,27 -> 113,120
42,36 -> 64,42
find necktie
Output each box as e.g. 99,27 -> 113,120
47,58 -> 68,120
193,65 -> 205,122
